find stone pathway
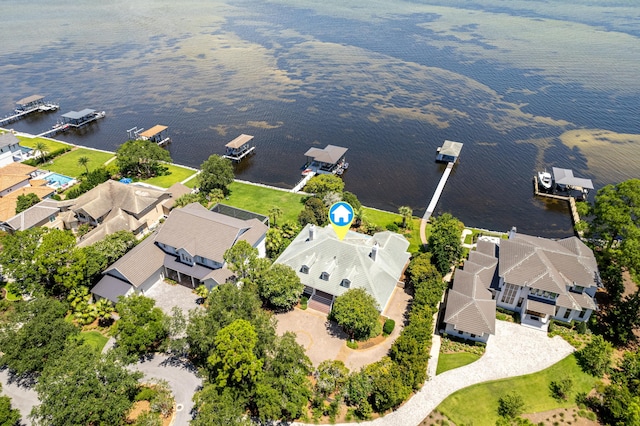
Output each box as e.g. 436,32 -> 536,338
294,320 -> 575,426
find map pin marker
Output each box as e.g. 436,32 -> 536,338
328,201 -> 354,241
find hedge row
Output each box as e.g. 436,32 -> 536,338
23,147 -> 72,166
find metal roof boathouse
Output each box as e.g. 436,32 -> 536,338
436,140 -> 463,163
223,134 -> 255,162
303,144 -> 348,175
61,109 -> 105,127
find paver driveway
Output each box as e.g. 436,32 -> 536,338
294,320 -> 575,426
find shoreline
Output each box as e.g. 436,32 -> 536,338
3,127 -> 513,236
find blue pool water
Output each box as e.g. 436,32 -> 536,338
46,173 -> 73,187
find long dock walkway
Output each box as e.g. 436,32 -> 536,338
291,171 -> 316,193
420,162 -> 454,246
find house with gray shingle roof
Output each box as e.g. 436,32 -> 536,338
443,239 -> 498,343
274,224 -> 410,314
91,203 -> 268,302
443,228 -> 600,341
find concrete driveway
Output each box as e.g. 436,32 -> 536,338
276,287 -> 411,371
0,369 -> 37,426
293,320 -> 575,426
134,354 -> 202,426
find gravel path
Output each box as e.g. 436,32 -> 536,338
294,320 -> 575,426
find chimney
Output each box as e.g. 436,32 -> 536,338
309,224 -> 316,241
370,242 -> 379,261
508,226 -> 517,240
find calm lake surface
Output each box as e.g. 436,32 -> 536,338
2,0 -> 639,237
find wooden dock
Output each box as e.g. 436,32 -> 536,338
420,161 -> 455,245
533,176 -> 582,233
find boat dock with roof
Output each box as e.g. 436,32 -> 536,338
0,95 -> 59,127
302,144 -> 348,176
127,125 -> 171,146
37,108 -> 106,138
223,134 -> 255,162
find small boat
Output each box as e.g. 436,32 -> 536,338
538,170 -> 552,190
301,168 -> 313,176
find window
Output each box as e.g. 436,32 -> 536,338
320,272 -> 330,281
517,297 -> 524,308
180,252 -> 193,264
458,330 -> 463,335
501,283 -> 518,305
470,334 -> 476,338
563,309 -> 571,319
340,279 -> 350,288
572,285 -> 585,294
578,308 -> 587,319
300,265 -> 309,274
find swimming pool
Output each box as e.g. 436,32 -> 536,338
44,172 -> 75,188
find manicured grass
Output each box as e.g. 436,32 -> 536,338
141,164 -> 198,188
44,148 -> 115,177
15,135 -> 71,153
437,354 -> 597,425
80,331 -> 109,352
225,181 -> 305,224
2,284 -> 22,302
182,173 -> 199,188
361,208 -> 425,252
463,228 -> 508,245
436,352 -> 481,375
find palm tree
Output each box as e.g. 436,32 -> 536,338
398,206 -> 413,229
94,298 -> 114,326
269,206 -> 283,227
353,207 -> 365,228
77,155 -> 90,174
34,141 -> 48,164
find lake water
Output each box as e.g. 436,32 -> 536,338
1,0 -> 639,237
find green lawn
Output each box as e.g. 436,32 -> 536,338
80,331 -> 109,352
14,135 -> 72,153
44,148 -> 115,177
436,352 -> 481,375
2,284 -> 22,302
437,354 -> 597,425
362,208 -> 425,252
225,181 -> 305,224
141,164 -> 198,188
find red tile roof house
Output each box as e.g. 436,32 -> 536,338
443,228 -> 600,343
91,203 -> 268,303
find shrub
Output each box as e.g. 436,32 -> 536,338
383,318 -> 395,335
300,296 -> 308,310
386,223 -> 399,232
135,387 -> 159,402
24,146 -> 71,166
550,377 -> 573,400
576,335 -> 613,377
576,321 -> 588,335
498,392 -> 525,418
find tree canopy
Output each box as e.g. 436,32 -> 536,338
223,240 -> 258,280
197,154 -> 234,195
31,344 -> 142,426
331,287 -> 380,340
428,213 -> 464,274
257,263 -> 303,311
0,393 -> 20,426
0,298 -> 78,375
114,294 -> 168,356
115,139 -> 171,179
15,193 -> 40,214
303,174 -> 344,196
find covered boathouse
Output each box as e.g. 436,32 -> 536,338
61,109 -> 105,127
436,140 -> 463,163
223,134 -> 255,162
303,144 -> 348,175
138,125 -> 171,146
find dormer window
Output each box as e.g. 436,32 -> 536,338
340,279 -> 351,288
180,252 -> 193,265
321,272 -> 330,281
300,265 -> 309,274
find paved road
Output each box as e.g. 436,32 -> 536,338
294,320 -> 575,426
1,354 -> 202,426
133,354 -> 202,426
0,369 -> 37,426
